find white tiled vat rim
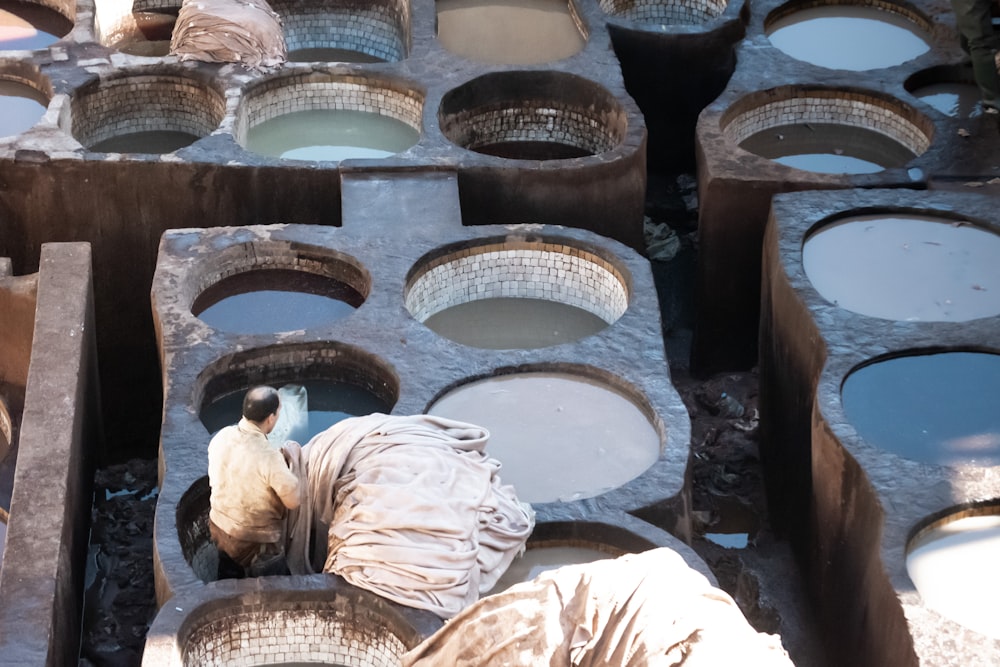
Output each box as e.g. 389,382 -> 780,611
271,0 -> 411,62
69,72 -> 227,149
405,241 -> 630,324
721,89 -> 933,156
233,73 -> 424,144
598,0 -> 729,25
764,0 -> 934,32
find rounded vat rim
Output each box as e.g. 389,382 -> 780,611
762,0 -> 935,34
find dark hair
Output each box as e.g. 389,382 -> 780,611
242,386 -> 279,423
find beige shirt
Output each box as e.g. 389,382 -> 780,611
207,417 -> 301,543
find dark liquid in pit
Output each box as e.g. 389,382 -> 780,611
474,141 -> 593,160
89,130 -> 200,154
740,123 -> 915,174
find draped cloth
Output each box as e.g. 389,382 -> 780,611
169,0 -> 287,71
284,413 -> 535,619
401,547 -> 796,667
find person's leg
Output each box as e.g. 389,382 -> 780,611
952,0 -> 1000,109
247,542 -> 290,577
209,519 -> 259,578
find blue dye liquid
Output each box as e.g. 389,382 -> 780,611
841,351 -> 1000,467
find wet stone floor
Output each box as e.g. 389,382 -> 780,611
78,172 -> 828,667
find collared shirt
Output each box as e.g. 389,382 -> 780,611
207,417 -> 301,543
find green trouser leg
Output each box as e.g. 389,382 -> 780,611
952,0 -> 1000,107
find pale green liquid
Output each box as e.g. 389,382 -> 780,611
246,109 -> 419,161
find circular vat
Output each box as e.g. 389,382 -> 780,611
69,71 -> 226,153
426,366 -> 662,504
404,237 -> 629,349
94,0 -> 179,57
439,71 -> 627,160
598,0 -> 728,26
0,0 -> 73,50
764,0 -> 931,71
484,519 -> 663,595
803,212 -> 1000,321
197,342 -> 398,447
235,71 -> 423,162
271,0 -> 409,63
722,87 -> 933,174
906,503 -> 1000,639
189,241 -> 370,335
435,0 -> 586,65
841,350 -> 1000,467
0,63 -> 48,138
146,575 -> 441,666
905,64 -> 982,118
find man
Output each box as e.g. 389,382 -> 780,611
951,0 -> 1000,116
207,385 -> 301,578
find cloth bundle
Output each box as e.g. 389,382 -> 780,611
169,0 -> 287,70
284,413 -> 535,619
401,546 -> 796,667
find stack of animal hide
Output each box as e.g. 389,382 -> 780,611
169,0 -> 286,70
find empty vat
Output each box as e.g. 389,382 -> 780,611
271,0 -> 409,63
439,71 -> 627,160
905,65 -> 982,118
427,368 -> 661,503
0,0 -> 72,50
841,350 -> 1000,467
435,0 -> 586,65
764,0 -> 931,70
198,343 -> 396,447
598,0 -> 728,26
907,504 -> 1000,639
803,214 -> 1000,321
404,237 -> 629,349
69,70 -> 226,153
235,71 -> 423,162
722,87 -> 933,174
94,0 -> 179,56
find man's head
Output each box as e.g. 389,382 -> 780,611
242,385 -> 280,434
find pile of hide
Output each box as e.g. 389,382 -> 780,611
401,547 -> 796,667
169,0 -> 286,70
285,413 -> 534,619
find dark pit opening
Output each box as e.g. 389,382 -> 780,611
904,64 -> 982,118
69,70 -> 226,154
438,71 -> 627,160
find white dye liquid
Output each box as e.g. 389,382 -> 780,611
907,514 -> 1000,639
766,6 -> 929,70
428,372 -> 660,503
739,123 -> 915,174
436,0 -> 585,65
803,215 -> 1000,322
485,545 -> 614,594
912,82 -> 982,118
246,109 -> 419,161
0,80 -> 46,138
422,297 -> 609,349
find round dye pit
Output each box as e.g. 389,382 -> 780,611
427,370 -> 661,503
405,238 -> 628,349
841,351 -> 1000,467
193,269 -> 366,334
197,343 -> 397,448
271,0 -> 408,63
765,1 -> 931,71
723,88 -> 932,174
236,72 -> 423,162
69,72 -> 225,153
145,575 -> 439,666
435,0 -> 586,65
598,0 -> 728,26
0,77 -> 47,138
93,0 -> 179,56
0,0 -> 72,50
905,66 -> 982,118
439,71 -> 627,160
907,505 -> 1000,639
803,214 -> 1000,321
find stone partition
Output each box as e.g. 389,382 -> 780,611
0,243 -> 102,667
759,188 -> 1000,666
